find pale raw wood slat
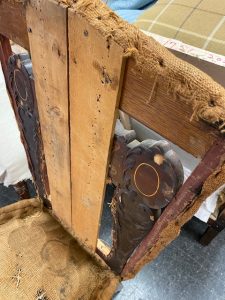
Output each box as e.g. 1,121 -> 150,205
0,0 -> 221,160
97,239 -> 110,257
68,9 -> 125,251
0,0 -> 224,158
26,0 -> 71,226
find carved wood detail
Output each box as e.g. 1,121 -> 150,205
122,137 -> 225,278
7,53 -> 50,204
104,133 -> 184,274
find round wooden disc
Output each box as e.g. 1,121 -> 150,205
129,140 -> 183,209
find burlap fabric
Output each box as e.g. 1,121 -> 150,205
64,0 -> 225,132
0,199 -> 118,300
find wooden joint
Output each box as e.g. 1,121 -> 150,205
121,137 -> 225,279
100,129 -> 183,274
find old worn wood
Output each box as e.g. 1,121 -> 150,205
120,59 -> 219,159
13,181 -> 30,200
8,53 -> 50,201
26,0 -> 71,226
104,135 -> 183,274
122,137 -> 225,278
0,1 -> 29,50
200,207 -> 225,246
0,37 -> 50,203
0,1 -> 222,161
68,9 -> 125,250
0,35 -> 12,77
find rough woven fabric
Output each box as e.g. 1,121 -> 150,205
0,199 -> 118,300
65,0 -> 225,132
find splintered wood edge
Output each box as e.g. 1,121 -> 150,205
121,138 -> 225,279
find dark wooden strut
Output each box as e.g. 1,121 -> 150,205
0,35 -> 50,204
200,205 -> 225,246
0,35 -> 12,78
101,132 -> 184,274
13,181 -> 30,199
121,137 -> 225,277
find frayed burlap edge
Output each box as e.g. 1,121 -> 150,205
62,0 -> 225,132
0,198 -> 41,225
0,199 -> 119,299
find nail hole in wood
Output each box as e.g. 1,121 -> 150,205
84,30 -> 89,37
158,59 -> 165,67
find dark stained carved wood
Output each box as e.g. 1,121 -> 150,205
200,191 -> 225,246
103,134 -> 183,274
7,53 -> 50,203
0,37 -> 50,205
122,137 -> 225,278
0,35 -> 12,77
13,181 -> 30,199
199,223 -> 224,246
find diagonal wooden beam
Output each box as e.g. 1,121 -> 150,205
122,137 -> 225,279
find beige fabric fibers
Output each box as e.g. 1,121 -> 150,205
0,199 -> 118,300
64,0 -> 225,132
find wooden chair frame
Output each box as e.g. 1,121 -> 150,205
1,0 -> 225,282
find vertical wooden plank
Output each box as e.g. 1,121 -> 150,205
26,0 -> 71,226
68,9 -> 125,250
